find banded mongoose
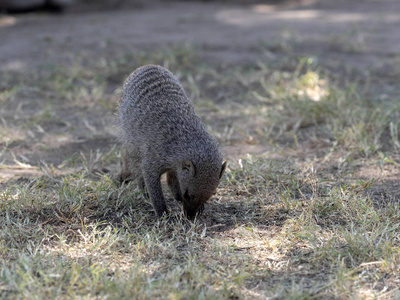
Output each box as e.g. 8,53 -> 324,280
118,65 -> 226,219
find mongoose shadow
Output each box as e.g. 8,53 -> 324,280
117,65 -> 226,220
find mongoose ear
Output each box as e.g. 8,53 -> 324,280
220,161 -> 227,179
182,159 -> 196,177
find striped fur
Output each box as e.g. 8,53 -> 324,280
118,65 -> 225,219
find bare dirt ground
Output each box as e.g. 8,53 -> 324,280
1,0 -> 400,83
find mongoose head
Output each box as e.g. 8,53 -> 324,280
177,159 -> 227,219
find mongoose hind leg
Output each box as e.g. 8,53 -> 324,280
143,166 -> 168,217
119,149 -> 148,197
167,170 -> 183,202
118,148 -> 135,185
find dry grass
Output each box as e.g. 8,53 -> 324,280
1,45 -> 400,299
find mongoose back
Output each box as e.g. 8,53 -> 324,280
118,65 -> 226,219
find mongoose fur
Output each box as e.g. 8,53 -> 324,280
117,65 -> 226,219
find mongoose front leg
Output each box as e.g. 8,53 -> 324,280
166,170 -> 183,202
143,170 -> 168,217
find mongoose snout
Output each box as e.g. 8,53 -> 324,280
117,64 -> 226,220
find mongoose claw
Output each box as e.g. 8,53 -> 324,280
198,204 -> 205,215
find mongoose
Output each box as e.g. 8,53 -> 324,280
118,65 -> 226,219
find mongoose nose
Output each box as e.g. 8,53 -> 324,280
185,204 -> 204,220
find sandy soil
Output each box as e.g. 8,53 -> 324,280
1,0 -> 400,74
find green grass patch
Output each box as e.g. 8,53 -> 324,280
1,44 -> 400,299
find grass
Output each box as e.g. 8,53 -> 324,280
1,44 -> 400,299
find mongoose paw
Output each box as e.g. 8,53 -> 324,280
157,212 -> 179,225
118,172 -> 133,186
168,197 -> 182,203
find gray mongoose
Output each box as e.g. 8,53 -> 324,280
117,64 -> 226,219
